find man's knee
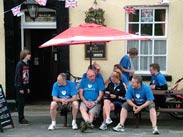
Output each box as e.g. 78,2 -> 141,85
50,101 -> 58,110
72,101 -> 79,109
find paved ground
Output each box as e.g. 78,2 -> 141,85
1,103 -> 183,137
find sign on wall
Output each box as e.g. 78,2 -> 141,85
85,43 -> 106,59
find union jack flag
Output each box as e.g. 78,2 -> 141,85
11,5 -> 21,16
65,0 -> 78,8
124,6 -> 136,14
36,0 -> 47,6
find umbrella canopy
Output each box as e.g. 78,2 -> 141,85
39,23 -> 149,48
39,23 -> 149,65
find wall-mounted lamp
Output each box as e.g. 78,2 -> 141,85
25,0 -> 39,20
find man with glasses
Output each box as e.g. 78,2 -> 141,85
48,73 -> 79,130
79,67 -> 105,132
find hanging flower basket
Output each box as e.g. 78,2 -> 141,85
85,7 -> 105,26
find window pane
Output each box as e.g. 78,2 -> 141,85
140,56 -> 152,71
129,10 -> 139,22
141,9 -> 153,22
132,57 -> 139,70
140,41 -> 152,55
154,40 -> 166,54
154,56 -> 166,71
128,24 -> 139,34
127,41 -> 138,50
155,9 -> 165,21
141,24 -> 152,36
155,24 -> 165,36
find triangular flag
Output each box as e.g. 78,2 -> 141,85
11,5 -> 21,16
65,0 -> 78,8
36,0 -> 47,6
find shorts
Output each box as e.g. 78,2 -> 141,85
122,102 -> 155,111
113,101 -> 123,110
58,102 -> 72,115
80,101 -> 101,117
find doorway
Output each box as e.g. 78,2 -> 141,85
25,29 -> 57,101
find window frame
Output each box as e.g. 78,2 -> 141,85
125,6 -> 169,74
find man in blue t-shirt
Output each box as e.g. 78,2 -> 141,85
119,48 -> 138,82
79,68 -> 105,132
149,63 -> 168,108
48,73 -> 79,131
113,75 -> 159,135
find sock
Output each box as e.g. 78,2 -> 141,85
52,121 -> 56,125
72,120 -> 76,125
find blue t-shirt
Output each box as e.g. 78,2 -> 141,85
119,55 -> 131,81
150,72 -> 167,87
125,83 -> 154,105
79,78 -> 105,101
52,80 -> 78,99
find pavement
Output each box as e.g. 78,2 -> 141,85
1,103 -> 183,137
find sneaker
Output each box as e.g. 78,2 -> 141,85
106,117 -> 113,125
80,121 -> 87,132
72,123 -> 78,130
86,122 -> 94,129
113,123 -> 125,132
99,122 -> 107,130
152,127 -> 160,135
19,119 -> 29,125
48,124 -> 56,131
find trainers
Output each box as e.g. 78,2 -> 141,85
48,124 -> 56,131
72,123 -> 78,130
86,122 -> 94,129
113,123 -> 125,132
19,119 -> 29,125
99,122 -> 107,130
152,127 -> 160,135
106,117 -> 113,125
80,121 -> 87,132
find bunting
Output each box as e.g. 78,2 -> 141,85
65,0 -> 78,8
124,6 -> 136,14
11,5 -> 21,16
35,0 -> 47,6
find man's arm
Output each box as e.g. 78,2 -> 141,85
95,91 -> 104,104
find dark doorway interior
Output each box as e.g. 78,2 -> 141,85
27,29 -> 57,102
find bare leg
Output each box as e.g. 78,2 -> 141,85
149,108 -> 157,127
72,101 -> 79,120
50,101 -> 58,121
120,108 -> 128,126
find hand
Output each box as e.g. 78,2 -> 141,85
129,69 -> 135,75
133,106 -> 142,114
110,94 -> 116,99
27,89 -> 31,94
19,90 -> 24,94
85,101 -> 95,109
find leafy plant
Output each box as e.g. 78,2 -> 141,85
85,7 -> 105,26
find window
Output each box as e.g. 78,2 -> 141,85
126,7 -> 168,74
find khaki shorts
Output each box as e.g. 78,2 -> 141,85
122,102 -> 155,111
80,101 -> 101,117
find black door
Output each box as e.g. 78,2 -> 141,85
28,29 -> 57,102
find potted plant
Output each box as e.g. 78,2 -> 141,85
85,1 -> 105,26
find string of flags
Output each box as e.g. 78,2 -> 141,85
4,0 -> 79,17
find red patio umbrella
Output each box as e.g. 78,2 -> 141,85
39,23 -> 149,65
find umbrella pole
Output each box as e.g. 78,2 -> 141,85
89,42 -> 92,66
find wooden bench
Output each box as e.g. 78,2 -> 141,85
135,89 -> 183,128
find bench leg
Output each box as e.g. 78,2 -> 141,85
64,114 -> 67,127
135,112 -> 141,128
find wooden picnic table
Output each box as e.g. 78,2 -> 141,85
152,89 -> 183,96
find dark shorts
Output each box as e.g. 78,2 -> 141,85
113,101 -> 123,110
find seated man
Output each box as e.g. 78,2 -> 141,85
79,68 -> 105,132
99,69 -> 126,130
113,75 -> 160,135
82,64 -> 104,84
149,63 -> 168,108
48,73 -> 79,131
